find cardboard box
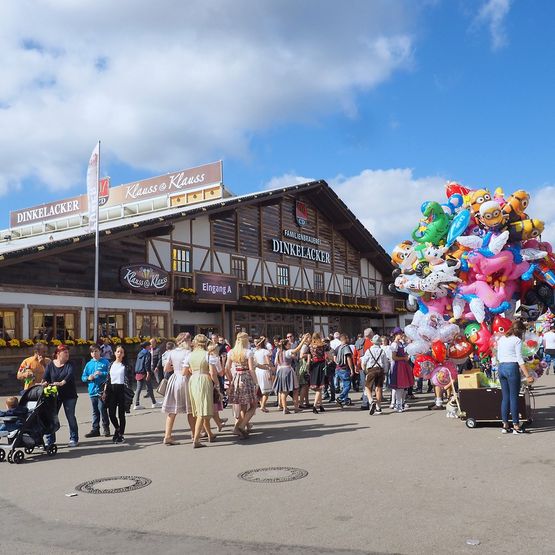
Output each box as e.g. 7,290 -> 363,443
458,369 -> 481,389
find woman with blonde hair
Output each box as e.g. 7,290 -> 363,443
307,332 -> 327,413
253,336 -> 273,412
184,334 -> 219,448
161,332 -> 193,445
225,331 -> 257,438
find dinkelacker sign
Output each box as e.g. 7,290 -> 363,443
10,161 -> 222,228
120,264 -> 170,293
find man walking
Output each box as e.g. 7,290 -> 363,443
334,334 -> 354,408
133,342 -> 161,410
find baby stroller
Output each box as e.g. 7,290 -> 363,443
0,385 -> 60,464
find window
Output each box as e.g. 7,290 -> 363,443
0,309 -> 17,340
368,280 -> 376,297
277,265 -> 289,286
89,312 -> 126,340
231,257 -> 247,280
314,272 -> 325,291
172,246 -> 191,273
32,310 -> 77,341
343,277 -> 353,295
135,313 -> 166,338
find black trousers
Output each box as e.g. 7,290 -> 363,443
108,384 -> 126,436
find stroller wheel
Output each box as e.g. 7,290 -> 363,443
0,448 -> 5,462
46,444 -> 58,457
345,398 -> 352,406
24,447 -> 34,455
7,451 -> 13,464
13,450 -> 24,464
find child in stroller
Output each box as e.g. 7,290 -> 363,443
0,384 -> 60,464
0,396 -> 28,435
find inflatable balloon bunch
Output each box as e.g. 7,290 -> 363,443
390,182 -> 555,379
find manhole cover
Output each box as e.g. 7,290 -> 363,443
238,467 -> 308,483
75,476 -> 152,494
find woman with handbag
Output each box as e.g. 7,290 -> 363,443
208,342 -> 228,431
184,334 -> 219,448
161,333 -> 192,445
253,336 -> 273,412
107,345 -> 134,443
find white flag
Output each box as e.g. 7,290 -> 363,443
87,142 -> 100,232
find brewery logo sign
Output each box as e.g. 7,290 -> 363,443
295,201 -> 308,227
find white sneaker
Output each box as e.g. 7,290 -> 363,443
68,440 -> 79,448
152,402 -> 162,408
389,404 -> 394,410
403,403 -> 409,409
133,405 -> 144,410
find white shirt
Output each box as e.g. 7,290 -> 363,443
254,348 -> 270,368
361,345 -> 390,373
543,331 -> 555,350
330,338 -> 341,350
496,335 -> 524,366
110,361 -> 126,384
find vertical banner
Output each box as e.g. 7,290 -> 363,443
87,142 -> 100,232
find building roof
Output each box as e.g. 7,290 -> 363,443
0,180 -> 394,277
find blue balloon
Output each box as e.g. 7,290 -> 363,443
446,208 -> 471,247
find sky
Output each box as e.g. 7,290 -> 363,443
1,0 -> 554,252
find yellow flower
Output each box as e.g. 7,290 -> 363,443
0,338 -> 6,347
23,339 -> 34,346
50,339 -> 61,346
65,340 -> 75,346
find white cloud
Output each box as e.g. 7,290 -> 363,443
474,0 -> 511,51
330,168 -> 446,252
529,185 -> 555,247
265,173 -> 315,191
0,0 -> 418,195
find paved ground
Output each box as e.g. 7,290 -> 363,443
1,376 -> 555,555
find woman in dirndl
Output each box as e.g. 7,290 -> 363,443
161,333 -> 192,445
389,331 -> 414,412
225,332 -> 258,438
273,334 -> 310,414
253,336 -> 274,412
307,333 -> 327,413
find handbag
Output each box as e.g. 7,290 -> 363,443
213,386 -> 222,404
100,380 -> 110,403
156,378 -> 168,396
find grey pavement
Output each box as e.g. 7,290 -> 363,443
1,377 -> 555,555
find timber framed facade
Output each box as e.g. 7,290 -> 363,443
0,173 -> 410,342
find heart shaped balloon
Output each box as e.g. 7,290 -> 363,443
431,340 -> 447,363
448,336 -> 474,359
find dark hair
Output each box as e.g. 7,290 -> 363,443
506,320 -> 526,338
90,344 -> 101,354
140,341 -> 150,349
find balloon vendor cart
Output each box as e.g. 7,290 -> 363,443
458,385 -> 533,429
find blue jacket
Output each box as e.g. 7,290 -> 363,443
81,358 -> 110,397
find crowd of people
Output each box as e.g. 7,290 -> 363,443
3,320 -> 547,446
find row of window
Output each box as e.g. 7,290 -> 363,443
172,247 -> 376,294
0,309 -> 166,341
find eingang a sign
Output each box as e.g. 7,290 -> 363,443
195,273 -> 238,302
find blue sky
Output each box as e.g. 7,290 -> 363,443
1,0 -> 554,250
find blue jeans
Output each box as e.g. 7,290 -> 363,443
498,362 -> 521,425
46,397 -> 79,445
336,369 -> 351,402
91,395 -> 109,431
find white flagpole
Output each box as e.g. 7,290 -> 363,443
93,140 -> 101,343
